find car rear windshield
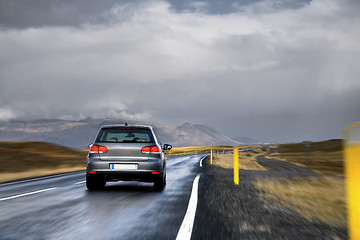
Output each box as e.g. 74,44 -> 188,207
96,127 -> 155,143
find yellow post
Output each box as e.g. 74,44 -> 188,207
233,147 -> 239,185
210,149 -> 213,164
343,122 -> 360,240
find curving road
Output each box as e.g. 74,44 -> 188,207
0,155 -> 206,240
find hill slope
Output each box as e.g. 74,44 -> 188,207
0,119 -> 240,148
0,141 -> 87,182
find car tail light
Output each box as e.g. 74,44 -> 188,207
117,127 -> 134,129
89,145 -> 108,154
141,146 -> 161,154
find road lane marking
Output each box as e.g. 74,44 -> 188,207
0,187 -> 58,202
74,181 -> 86,185
200,157 -> 204,167
176,174 -> 200,240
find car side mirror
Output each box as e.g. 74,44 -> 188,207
163,144 -> 172,150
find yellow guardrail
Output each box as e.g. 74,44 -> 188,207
343,122 -> 360,240
166,146 -> 234,157
167,145 -> 263,186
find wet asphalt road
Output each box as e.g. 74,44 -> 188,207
0,155 -> 206,240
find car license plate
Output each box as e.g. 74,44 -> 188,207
110,164 -> 138,170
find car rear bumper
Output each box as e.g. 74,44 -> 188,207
87,171 -> 162,182
86,156 -> 164,182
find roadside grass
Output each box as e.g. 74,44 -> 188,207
212,148 -> 268,170
167,145 -> 260,156
268,139 -> 344,176
254,176 -> 347,228
211,139 -> 346,228
260,139 -> 346,228
0,167 -> 86,183
0,141 -> 87,183
1,139 -> 347,228
0,142 -> 262,183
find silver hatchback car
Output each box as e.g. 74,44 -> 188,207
86,124 -> 172,191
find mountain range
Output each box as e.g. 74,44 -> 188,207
0,118 -> 241,148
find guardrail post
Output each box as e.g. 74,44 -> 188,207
233,146 -> 239,185
343,122 -> 360,240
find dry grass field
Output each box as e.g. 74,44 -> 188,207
212,139 -> 347,228
0,141 -> 87,183
0,142 -> 259,183
268,139 -> 343,176
212,148 -> 268,170
254,176 -> 346,227
166,145 -> 260,156
258,139 -> 346,227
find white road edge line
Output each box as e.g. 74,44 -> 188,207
0,187 -> 58,202
75,181 -> 86,185
176,174 -> 200,240
200,157 -> 204,167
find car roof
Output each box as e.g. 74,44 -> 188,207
100,124 -> 153,129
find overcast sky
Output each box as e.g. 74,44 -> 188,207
0,0 -> 359,143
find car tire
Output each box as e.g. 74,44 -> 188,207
86,175 -> 106,191
154,172 -> 166,191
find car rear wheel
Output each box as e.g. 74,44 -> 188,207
86,175 -> 106,191
154,172 -> 166,191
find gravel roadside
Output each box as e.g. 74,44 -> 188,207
192,154 -> 348,240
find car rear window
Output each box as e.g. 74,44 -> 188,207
96,127 -> 155,143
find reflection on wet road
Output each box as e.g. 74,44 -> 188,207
0,155 -> 206,240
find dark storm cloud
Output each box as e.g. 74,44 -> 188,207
168,0 -> 311,14
0,0 -> 143,29
1,0 -> 359,142
0,0 -> 313,30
